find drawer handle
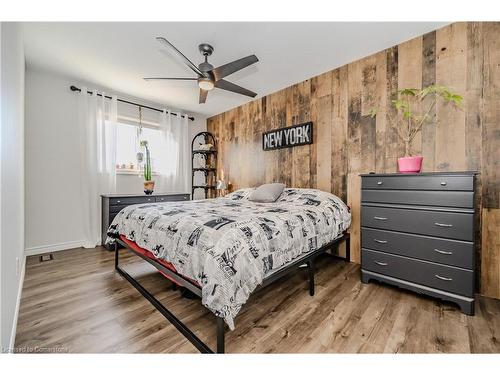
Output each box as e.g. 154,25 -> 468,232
434,249 -> 453,255
435,274 -> 453,281
440,182 -> 447,186
374,216 -> 388,221
377,181 -> 383,185
373,239 -> 388,244
374,261 -> 388,266
434,222 -> 453,228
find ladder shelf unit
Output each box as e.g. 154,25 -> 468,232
191,132 -> 217,199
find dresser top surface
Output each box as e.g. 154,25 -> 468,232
360,171 -> 477,177
101,192 -> 189,198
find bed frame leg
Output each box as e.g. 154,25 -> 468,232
216,317 -> 225,354
345,235 -> 351,262
114,242 -> 119,270
308,259 -> 315,296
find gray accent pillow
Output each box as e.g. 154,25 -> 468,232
248,183 -> 285,203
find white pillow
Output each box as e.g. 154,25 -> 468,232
248,183 -> 285,203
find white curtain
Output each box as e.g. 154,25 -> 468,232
158,110 -> 190,193
77,88 -> 118,248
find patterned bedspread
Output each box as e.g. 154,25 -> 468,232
107,188 -> 351,329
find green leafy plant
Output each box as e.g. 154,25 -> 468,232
371,85 -> 463,157
140,140 -> 152,181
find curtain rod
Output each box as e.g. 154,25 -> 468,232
69,85 -> 195,122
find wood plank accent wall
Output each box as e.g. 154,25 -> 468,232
207,22 -> 500,299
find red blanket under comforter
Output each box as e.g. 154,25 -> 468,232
119,235 -> 200,287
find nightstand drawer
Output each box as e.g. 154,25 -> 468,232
109,196 -> 154,206
109,212 -> 118,224
361,206 -> 474,241
361,175 -> 473,191
110,204 -> 131,214
361,228 -> 474,269
155,194 -> 189,202
362,189 -> 473,208
362,248 -> 474,297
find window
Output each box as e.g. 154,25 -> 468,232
115,122 -> 163,174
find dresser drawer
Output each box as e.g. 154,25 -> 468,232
109,196 -> 154,206
109,212 -> 118,224
362,248 -> 474,297
362,189 -> 473,208
362,228 -> 474,269
155,194 -> 189,202
109,204 -> 132,214
362,175 -> 473,191
362,206 -> 474,241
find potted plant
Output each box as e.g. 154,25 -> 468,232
371,85 -> 463,173
141,140 -> 155,195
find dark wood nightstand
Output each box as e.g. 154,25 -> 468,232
101,192 -> 190,249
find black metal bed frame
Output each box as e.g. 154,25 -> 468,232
114,233 -> 350,354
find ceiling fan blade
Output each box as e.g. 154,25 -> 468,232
211,55 -> 259,81
199,88 -> 208,104
143,77 -> 198,81
156,37 -> 204,77
214,79 -> 257,98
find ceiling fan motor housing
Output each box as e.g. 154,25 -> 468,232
198,43 -> 215,78
198,61 -> 214,75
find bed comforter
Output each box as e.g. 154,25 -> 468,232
107,188 -> 351,329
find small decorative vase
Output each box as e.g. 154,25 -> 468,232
398,156 -> 423,173
144,180 -> 155,195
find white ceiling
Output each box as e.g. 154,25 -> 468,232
22,22 -> 447,117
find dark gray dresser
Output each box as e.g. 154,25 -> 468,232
360,172 -> 476,315
101,192 -> 190,249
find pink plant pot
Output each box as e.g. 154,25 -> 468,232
398,156 -> 423,173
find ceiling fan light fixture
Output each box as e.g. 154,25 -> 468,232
198,78 -> 214,91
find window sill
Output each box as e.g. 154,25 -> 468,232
116,169 -> 159,176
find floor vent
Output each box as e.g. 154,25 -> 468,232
39,254 -> 54,262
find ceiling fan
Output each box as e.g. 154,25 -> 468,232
144,37 -> 259,104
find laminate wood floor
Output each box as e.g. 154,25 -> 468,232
15,246 -> 500,353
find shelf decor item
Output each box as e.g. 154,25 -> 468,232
191,132 -> 217,199
199,143 -> 214,151
216,180 -> 227,197
141,140 -> 155,195
371,85 -> 463,173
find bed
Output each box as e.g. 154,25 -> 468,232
107,187 -> 351,353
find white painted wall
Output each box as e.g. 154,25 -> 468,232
1,22 -> 26,352
24,67 -> 206,254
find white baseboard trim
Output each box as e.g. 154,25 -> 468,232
9,255 -> 26,352
24,240 -> 84,256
